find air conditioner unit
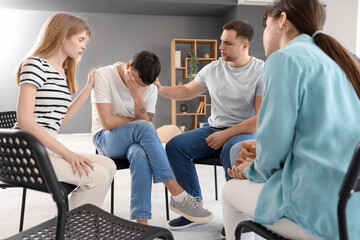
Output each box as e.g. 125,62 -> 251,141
238,0 -> 273,5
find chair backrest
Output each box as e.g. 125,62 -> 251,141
338,142 -> 360,240
0,129 -> 67,239
0,111 -> 17,129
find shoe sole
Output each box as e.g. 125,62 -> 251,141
168,221 -> 206,230
170,206 -> 214,223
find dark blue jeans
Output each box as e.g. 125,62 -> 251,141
165,124 -> 256,200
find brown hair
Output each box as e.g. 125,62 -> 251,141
223,19 -> 254,43
131,51 -> 161,85
16,13 -> 91,94
263,0 -> 360,98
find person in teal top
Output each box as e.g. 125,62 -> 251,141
222,0 -> 360,239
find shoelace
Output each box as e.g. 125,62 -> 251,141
183,196 -> 200,208
193,196 -> 201,202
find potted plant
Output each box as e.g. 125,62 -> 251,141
187,50 -> 199,81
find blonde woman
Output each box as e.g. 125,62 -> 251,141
15,13 -> 116,209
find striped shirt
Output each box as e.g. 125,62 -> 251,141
17,56 -> 71,136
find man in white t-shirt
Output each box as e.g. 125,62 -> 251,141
91,51 -> 213,225
155,20 -> 264,230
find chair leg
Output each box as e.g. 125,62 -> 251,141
19,187 -> 27,232
214,166 -> 218,201
64,195 -> 70,211
111,179 -> 114,214
165,187 -> 169,221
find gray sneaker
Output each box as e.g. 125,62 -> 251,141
170,195 -> 213,223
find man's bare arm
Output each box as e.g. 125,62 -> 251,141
96,103 -> 134,130
155,79 -> 207,100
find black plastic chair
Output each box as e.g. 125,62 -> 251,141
109,156 -> 130,214
193,156 -> 222,200
235,142 -> 360,240
94,149 -> 130,214
0,129 -> 173,240
338,142 -> 360,240
0,111 -> 76,232
0,111 -> 17,128
0,111 -> 27,231
235,220 -> 287,240
164,156 -> 222,220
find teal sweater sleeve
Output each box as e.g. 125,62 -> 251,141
243,51 -> 301,182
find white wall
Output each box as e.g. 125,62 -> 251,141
322,0 -> 359,55
237,0 -> 360,56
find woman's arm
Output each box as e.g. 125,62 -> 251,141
62,68 -> 97,124
17,84 -> 94,177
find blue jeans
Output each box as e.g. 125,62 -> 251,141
165,123 -> 256,200
93,120 -> 175,220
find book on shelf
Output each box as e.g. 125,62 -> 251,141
196,101 -> 204,113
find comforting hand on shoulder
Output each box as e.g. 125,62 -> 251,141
86,67 -> 100,90
153,78 -> 162,89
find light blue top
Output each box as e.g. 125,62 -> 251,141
195,57 -> 264,128
243,34 -> 360,239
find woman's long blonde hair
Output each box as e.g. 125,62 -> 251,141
16,13 -> 91,94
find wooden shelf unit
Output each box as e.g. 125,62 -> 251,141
170,38 -> 217,129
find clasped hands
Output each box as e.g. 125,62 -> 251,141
228,140 -> 256,179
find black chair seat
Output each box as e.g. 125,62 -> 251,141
7,204 -> 173,240
193,156 -> 222,166
113,157 -> 130,169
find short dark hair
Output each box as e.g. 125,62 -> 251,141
131,51 -> 161,85
222,19 -> 254,42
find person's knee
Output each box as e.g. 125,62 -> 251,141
229,143 -> 243,167
165,137 -> 182,163
135,120 -> 156,132
165,134 -> 183,151
89,164 -> 113,186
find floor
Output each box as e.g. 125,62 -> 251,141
0,133 -> 259,240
